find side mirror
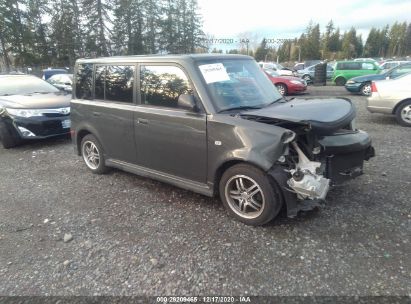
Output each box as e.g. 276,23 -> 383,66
178,94 -> 197,111
386,76 -> 390,80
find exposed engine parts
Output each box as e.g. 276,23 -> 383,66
287,142 -> 330,200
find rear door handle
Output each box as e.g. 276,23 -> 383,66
92,112 -> 101,117
137,118 -> 149,125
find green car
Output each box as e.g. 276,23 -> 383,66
332,61 -> 381,86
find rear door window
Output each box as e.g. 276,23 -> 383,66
94,65 -> 135,103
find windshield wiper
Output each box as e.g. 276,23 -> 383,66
266,97 -> 286,106
218,106 -> 262,113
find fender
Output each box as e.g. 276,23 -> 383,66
207,114 -> 289,184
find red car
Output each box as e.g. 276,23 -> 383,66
264,68 -> 307,96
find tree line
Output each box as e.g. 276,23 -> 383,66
252,20 -> 411,63
0,0 -> 204,71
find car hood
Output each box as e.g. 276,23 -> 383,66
0,92 -> 71,109
350,73 -> 386,82
241,98 -> 355,135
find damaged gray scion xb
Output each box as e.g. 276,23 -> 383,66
71,54 -> 375,226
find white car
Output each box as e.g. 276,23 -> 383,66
379,61 -> 409,73
258,62 -> 296,76
367,72 -> 411,126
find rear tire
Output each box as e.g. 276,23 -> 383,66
335,77 -> 346,86
275,83 -> 288,96
0,122 -> 21,149
80,134 -> 109,174
219,163 -> 283,226
395,100 -> 411,127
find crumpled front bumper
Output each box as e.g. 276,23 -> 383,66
319,130 -> 375,184
269,129 -> 375,218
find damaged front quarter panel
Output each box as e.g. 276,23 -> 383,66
207,114 -> 291,187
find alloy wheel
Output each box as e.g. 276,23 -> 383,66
361,83 -> 371,96
401,105 -> 411,124
224,175 -> 265,219
276,84 -> 286,96
82,141 -> 100,170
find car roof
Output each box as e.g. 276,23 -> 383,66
49,73 -> 73,77
336,60 -> 375,64
42,68 -> 68,72
76,54 -> 253,64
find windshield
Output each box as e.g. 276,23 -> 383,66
197,59 -> 282,112
0,76 -> 59,96
388,63 -> 411,79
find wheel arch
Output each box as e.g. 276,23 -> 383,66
334,76 -> 346,85
213,159 -> 268,196
392,98 -> 411,115
75,125 -> 103,156
76,129 -> 92,155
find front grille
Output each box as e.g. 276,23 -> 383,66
43,113 -> 69,118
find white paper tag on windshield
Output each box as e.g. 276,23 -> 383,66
199,63 -> 230,84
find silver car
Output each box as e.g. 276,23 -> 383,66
297,64 -> 334,83
367,72 -> 411,126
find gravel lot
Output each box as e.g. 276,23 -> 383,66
0,86 -> 410,296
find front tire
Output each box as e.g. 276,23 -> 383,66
275,83 -> 288,96
395,101 -> 411,127
219,163 -> 283,226
335,77 -> 346,86
80,134 -> 109,174
360,82 -> 371,96
0,122 -> 21,149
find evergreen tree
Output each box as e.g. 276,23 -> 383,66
254,39 -> 269,61
26,0 -> 50,64
388,22 -> 407,57
341,27 -> 361,58
50,0 -> 83,66
321,20 -> 335,58
405,23 -> 411,55
364,28 -> 380,57
82,0 -> 112,56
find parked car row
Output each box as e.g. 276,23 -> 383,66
263,68 -> 307,95
345,62 -> 411,96
258,62 -> 297,76
297,64 -> 334,83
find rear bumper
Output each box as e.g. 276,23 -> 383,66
319,130 -> 375,184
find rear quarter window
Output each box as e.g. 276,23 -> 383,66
75,63 -> 93,100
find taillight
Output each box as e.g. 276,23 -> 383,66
371,82 -> 378,93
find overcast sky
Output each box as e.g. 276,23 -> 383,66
198,0 -> 411,48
